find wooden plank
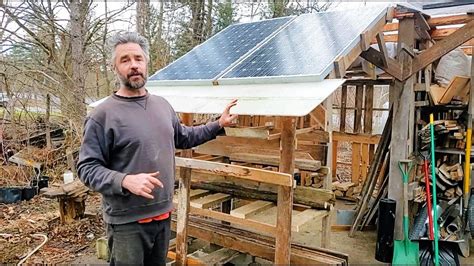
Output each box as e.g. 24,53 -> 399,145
275,116 -> 296,265
439,76 -> 470,104
189,206 -> 276,235
190,193 -> 231,209
410,20 -> 474,79
332,131 -> 381,144
201,248 -> 240,265
339,85 -> 348,132
189,189 -> 211,200
176,113 -> 193,266
167,250 -> 206,266
364,84 -> 374,134
429,84 -> 447,104
176,157 -> 293,187
389,17 -> 415,240
376,32 -> 389,67
354,85 -> 364,133
352,143 -> 361,184
224,126 -> 270,139
230,153 -> 321,172
321,210 -> 333,248
291,209 -> 328,232
361,144 -> 370,182
267,126 -> 317,140
332,140 -> 338,178
230,200 -> 274,219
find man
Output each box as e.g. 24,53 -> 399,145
77,32 -> 237,265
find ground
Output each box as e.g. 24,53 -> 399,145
3,192 -> 474,265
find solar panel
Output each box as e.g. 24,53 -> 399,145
221,6 -> 387,81
148,16 -> 293,82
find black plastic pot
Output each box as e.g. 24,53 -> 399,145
22,186 -> 37,201
0,187 -> 22,204
31,176 -> 49,190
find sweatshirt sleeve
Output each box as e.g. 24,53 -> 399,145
77,117 -> 129,196
173,114 -> 222,149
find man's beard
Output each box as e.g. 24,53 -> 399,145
118,71 -> 147,90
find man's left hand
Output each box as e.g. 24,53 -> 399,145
218,99 -> 238,128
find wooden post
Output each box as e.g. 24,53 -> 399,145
45,94 -> 51,149
354,85 -> 364,133
340,85 -> 348,132
388,16 -> 415,240
324,94 -> 334,179
175,113 -> 193,266
275,116 -> 296,264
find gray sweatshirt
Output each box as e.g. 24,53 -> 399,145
77,92 -> 221,224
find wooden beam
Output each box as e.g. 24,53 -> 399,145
224,126 -> 270,139
389,17 -> 415,240
339,85 -> 348,132
275,116 -> 296,265
354,85 -> 364,133
176,113 -> 193,266
376,33 -> 389,67
360,47 -> 403,80
176,157 -> 293,187
364,84 -> 374,134
332,131 -> 381,144
409,20 -> 474,79
229,153 -> 321,172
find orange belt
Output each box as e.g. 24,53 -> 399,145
138,212 -> 170,224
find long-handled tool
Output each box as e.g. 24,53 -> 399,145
430,113 -> 440,265
393,160 -> 419,265
421,151 -> 434,240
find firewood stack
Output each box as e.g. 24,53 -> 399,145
299,167 -> 330,188
331,181 -> 358,199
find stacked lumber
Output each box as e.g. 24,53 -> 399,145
429,76 -> 470,105
420,120 -> 467,150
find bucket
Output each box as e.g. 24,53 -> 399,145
0,187 -> 22,204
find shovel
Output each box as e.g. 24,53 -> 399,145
393,160 -> 419,265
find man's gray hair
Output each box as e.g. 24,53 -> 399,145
109,32 -> 150,65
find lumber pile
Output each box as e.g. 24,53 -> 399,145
429,76 -> 470,105
419,119 -> 467,150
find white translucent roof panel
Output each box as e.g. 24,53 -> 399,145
143,79 -> 345,116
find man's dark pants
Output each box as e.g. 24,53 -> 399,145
107,217 -> 171,266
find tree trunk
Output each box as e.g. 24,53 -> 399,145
136,0 -> 149,36
69,0 -> 88,134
